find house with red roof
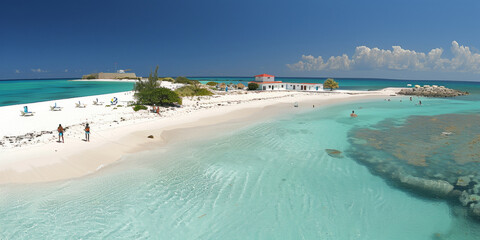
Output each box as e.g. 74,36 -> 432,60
250,74 -> 286,90
249,74 -> 323,91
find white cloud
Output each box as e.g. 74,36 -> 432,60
31,68 -> 47,73
64,69 -> 69,72
15,69 -> 20,73
287,41 -> 480,73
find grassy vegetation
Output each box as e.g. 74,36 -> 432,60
175,85 -> 213,97
206,81 -> 217,86
133,105 -> 148,111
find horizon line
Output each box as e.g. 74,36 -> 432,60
1,76 -> 480,83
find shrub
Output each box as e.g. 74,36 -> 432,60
206,81 -> 217,86
133,105 -> 148,111
195,88 -> 213,96
175,85 -> 213,97
136,87 -> 182,106
248,83 -> 259,90
191,80 -> 201,85
175,76 -> 191,84
175,86 -> 196,97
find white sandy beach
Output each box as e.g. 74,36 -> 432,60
0,86 -> 402,184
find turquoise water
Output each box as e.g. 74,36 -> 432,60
192,77 -> 480,92
0,79 -> 134,106
1,78 -> 480,239
2,95 -> 480,239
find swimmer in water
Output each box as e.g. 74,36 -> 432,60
350,110 -> 358,118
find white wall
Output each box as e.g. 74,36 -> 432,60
255,76 -> 275,82
286,84 -> 323,91
259,83 -> 286,90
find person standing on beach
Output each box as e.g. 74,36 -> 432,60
85,123 -> 90,142
57,124 -> 64,143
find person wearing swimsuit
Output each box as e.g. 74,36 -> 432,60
58,124 -> 64,143
85,123 -> 90,142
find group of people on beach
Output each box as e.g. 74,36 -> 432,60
57,123 -> 90,143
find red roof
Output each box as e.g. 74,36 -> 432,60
249,81 -> 282,84
255,74 -> 275,78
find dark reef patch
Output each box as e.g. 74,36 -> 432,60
347,113 -> 480,219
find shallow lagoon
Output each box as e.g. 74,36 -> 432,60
2,96 -> 480,239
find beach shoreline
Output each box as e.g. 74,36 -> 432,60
0,88 -> 402,185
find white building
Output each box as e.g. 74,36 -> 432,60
249,74 -> 323,91
255,73 -> 276,82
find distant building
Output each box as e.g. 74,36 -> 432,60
82,70 -> 138,79
249,74 -> 323,91
254,73 -> 276,82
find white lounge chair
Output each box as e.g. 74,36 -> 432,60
93,98 -> 104,105
75,101 -> 87,108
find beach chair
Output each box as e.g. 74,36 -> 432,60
93,98 -> 104,105
50,102 -> 63,111
20,106 -> 34,116
75,101 -> 86,108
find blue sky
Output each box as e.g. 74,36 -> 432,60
1,0 -> 480,80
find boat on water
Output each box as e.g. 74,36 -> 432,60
407,84 -> 412,87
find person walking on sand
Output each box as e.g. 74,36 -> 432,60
350,110 -> 358,118
85,123 -> 90,142
57,124 -> 64,143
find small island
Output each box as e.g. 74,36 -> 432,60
397,85 -> 468,97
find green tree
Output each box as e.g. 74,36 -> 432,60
135,66 -> 160,92
136,87 -> 182,106
248,82 -> 259,90
134,66 -> 182,106
323,78 -> 339,91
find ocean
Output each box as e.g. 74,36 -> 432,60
0,79 -> 134,107
1,77 -> 480,239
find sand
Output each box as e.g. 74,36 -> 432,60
0,87 -> 402,184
